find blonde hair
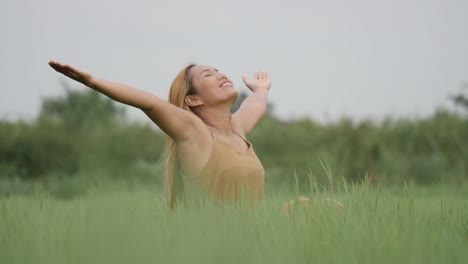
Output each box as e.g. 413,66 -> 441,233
166,64 -> 197,209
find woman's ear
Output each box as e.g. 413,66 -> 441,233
185,95 -> 203,107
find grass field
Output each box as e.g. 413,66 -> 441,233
1,181 -> 467,264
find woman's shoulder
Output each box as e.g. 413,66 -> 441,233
230,116 -> 247,139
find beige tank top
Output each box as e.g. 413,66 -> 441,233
182,130 -> 265,205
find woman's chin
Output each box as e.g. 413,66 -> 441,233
228,89 -> 239,101
212,89 -> 238,106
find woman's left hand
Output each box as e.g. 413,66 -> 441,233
281,196 -> 345,213
242,71 -> 272,93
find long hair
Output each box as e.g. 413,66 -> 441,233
166,64 -> 197,209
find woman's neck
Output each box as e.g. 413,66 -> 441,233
196,104 -> 233,134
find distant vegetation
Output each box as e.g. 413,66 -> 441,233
1,85 -> 467,197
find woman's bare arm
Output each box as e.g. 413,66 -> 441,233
232,71 -> 272,135
48,60 -> 199,142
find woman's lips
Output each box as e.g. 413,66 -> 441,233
220,81 -> 232,88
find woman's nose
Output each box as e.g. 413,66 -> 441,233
217,72 -> 227,80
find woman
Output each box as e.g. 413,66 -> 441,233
48,61 -> 271,209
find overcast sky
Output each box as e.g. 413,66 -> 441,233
1,0 -> 467,122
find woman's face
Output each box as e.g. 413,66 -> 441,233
187,65 -> 238,107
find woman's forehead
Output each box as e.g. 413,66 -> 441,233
190,65 -> 217,77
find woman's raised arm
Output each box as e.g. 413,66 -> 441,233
48,60 -> 199,142
232,71 -> 272,136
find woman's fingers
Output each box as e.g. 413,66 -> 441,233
63,64 -> 81,76
242,75 -> 250,85
48,60 -> 64,68
281,196 -> 344,213
49,61 -> 76,75
48,61 -> 63,72
48,60 -> 92,85
243,71 -> 271,92
242,75 -> 254,91
253,71 -> 270,80
48,61 -> 73,75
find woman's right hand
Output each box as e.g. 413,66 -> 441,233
48,60 -> 94,87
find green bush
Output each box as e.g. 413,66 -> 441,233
1,89 -> 467,196
0,121 -> 79,179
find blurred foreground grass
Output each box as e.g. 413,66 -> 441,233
1,182 -> 467,264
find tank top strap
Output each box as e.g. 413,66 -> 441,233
208,129 -> 217,143
231,130 -> 252,148
231,130 -> 245,140
207,128 -> 251,152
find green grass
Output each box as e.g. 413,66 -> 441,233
1,183 -> 467,264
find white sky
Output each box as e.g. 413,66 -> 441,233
1,0 -> 467,122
